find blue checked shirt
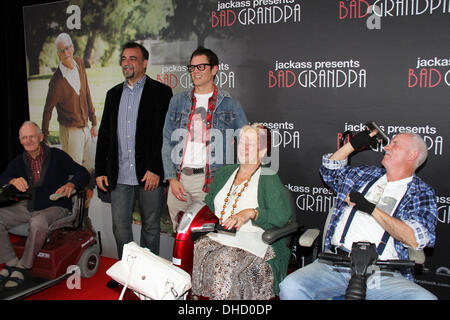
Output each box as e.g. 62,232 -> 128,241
320,153 -> 438,280
117,75 -> 146,185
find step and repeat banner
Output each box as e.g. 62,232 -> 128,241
23,0 -> 449,298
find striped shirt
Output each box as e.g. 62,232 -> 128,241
117,75 -> 146,185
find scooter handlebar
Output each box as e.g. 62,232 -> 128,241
318,252 -> 416,270
318,252 -> 351,264
215,222 -> 237,233
0,184 -> 31,202
49,189 -> 77,201
375,259 -> 416,269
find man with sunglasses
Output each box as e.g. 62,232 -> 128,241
162,47 -> 248,231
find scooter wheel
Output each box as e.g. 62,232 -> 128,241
77,245 -> 100,278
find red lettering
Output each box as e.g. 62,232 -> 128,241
211,11 -> 219,28
227,10 -> 236,26
339,0 -> 370,19
408,68 -> 442,88
408,68 -> 418,87
156,73 -> 179,88
211,10 -> 236,27
268,70 -> 297,88
286,70 -> 296,88
337,132 -> 351,149
350,0 -> 357,19
339,1 -> 348,19
359,0 -> 370,18
419,68 -> 427,88
269,70 -> 277,88
429,68 -> 442,88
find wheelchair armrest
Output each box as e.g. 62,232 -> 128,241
262,221 -> 298,245
298,228 -> 320,247
408,248 -> 425,265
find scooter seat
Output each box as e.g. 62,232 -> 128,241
8,192 -> 83,237
8,211 -> 77,237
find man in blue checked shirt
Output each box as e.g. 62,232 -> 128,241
280,129 -> 438,300
95,42 -> 172,288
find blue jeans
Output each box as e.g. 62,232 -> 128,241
279,260 -> 437,300
111,184 -> 162,258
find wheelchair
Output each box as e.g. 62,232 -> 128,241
296,207 -> 426,300
0,184 -> 100,299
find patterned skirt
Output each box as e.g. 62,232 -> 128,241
191,235 -> 275,300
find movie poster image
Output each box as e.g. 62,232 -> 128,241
22,0 -> 450,298
23,0 -> 246,233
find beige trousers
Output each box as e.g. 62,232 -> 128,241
59,125 -> 94,172
0,201 -> 68,268
167,172 -> 208,232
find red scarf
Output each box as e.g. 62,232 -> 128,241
177,85 -> 218,192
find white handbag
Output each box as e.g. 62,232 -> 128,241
106,242 -> 191,300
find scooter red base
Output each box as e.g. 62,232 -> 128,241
172,202 -> 218,275
13,228 -> 98,279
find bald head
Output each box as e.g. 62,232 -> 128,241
19,121 -> 43,158
19,121 -> 41,136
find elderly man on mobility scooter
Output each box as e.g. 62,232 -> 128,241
279,126 -> 438,300
0,121 -> 89,291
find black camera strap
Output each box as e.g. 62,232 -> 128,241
339,176 -> 379,245
376,192 -> 408,256
340,176 -> 409,257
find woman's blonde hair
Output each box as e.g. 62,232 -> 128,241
239,123 -> 271,157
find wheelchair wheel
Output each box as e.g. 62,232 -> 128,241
77,244 -> 100,278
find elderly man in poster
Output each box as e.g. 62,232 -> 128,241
42,33 -> 97,173
279,130 -> 438,300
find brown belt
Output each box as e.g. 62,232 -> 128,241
181,167 -> 205,176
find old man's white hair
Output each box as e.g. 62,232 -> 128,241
55,33 -> 73,50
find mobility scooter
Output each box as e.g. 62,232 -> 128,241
0,184 -> 100,300
172,186 -> 299,276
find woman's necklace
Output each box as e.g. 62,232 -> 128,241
219,164 -> 260,223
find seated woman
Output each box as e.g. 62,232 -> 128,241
191,123 -> 292,300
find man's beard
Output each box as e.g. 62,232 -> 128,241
122,66 -> 135,79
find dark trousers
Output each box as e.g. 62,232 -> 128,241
110,184 -> 162,259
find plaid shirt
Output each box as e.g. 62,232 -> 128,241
320,153 -> 438,280
25,145 -> 46,184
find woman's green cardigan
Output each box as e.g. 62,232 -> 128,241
203,164 -> 292,295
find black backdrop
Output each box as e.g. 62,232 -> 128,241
2,0 -> 450,299
0,0 -> 60,171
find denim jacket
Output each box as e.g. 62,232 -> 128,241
162,88 -> 248,181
